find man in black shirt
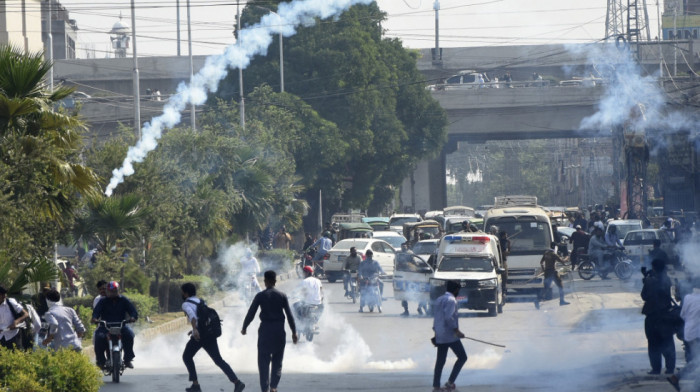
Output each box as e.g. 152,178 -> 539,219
569,225 -> 590,270
241,271 -> 298,392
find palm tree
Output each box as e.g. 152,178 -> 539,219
0,45 -> 99,222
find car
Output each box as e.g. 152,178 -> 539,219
388,213 -> 421,234
371,231 -> 408,252
622,229 -> 677,267
606,219 -> 643,240
325,238 -> 396,282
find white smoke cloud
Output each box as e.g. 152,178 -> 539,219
105,0 -> 373,196
567,42 -> 695,150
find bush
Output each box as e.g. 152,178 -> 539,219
152,275 -> 215,312
75,305 -> 95,339
0,346 -> 102,391
123,289 -> 158,321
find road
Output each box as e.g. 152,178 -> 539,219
99,272 -> 686,392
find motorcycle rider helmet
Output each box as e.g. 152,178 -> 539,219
107,281 -> 119,291
303,266 -> 314,275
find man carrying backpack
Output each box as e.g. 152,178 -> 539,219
0,285 -> 29,350
181,282 -> 246,392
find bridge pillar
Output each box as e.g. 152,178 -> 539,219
400,143 -> 455,214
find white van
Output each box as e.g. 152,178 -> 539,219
429,233 -> 506,316
483,196 -> 553,298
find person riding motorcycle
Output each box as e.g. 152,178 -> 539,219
588,227 -> 613,277
604,225 -> 624,250
308,231 -> 333,271
239,248 -> 262,294
358,250 -> 384,313
342,247 -> 362,298
293,266 -> 324,321
91,281 -> 138,369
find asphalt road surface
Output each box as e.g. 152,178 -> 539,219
99,271 -> 687,392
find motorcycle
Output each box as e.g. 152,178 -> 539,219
295,248 -> 316,278
345,272 -> 358,304
241,274 -> 259,306
294,302 -> 323,342
98,320 -> 132,383
578,248 -> 633,281
360,274 -> 382,313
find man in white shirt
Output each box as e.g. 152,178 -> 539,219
0,285 -> 29,350
239,248 -> 262,294
293,266 -> 324,328
42,289 -> 85,352
181,282 -> 245,392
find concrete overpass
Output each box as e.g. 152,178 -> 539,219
399,85 -> 606,213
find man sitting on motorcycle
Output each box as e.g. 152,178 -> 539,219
293,266 -> 324,323
604,225 -> 624,250
588,227 -> 611,277
358,250 -> 384,313
342,247 -> 362,298
308,231 -> 333,272
91,281 -> 138,369
240,248 -> 262,294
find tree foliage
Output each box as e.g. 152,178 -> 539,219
219,1 -> 447,216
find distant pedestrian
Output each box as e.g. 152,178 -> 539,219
432,280 -> 467,392
241,271 -> 298,392
42,289 -> 85,352
535,243 -> 570,308
641,258 -> 675,375
181,283 -> 245,392
273,225 -> 292,250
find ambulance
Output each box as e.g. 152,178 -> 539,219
429,233 -> 506,316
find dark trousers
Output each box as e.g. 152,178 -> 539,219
258,323 -> 286,392
258,347 -> 285,392
94,326 -> 135,365
0,333 -> 22,350
645,316 -> 676,372
433,340 -> 467,388
183,337 -> 238,383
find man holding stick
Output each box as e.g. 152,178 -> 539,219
432,280 -> 467,392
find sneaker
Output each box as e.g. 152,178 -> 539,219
233,380 -> 246,392
358,308 -> 364,313
559,300 -> 570,306
185,384 -> 202,392
124,361 -> 134,369
401,310 -> 409,317
417,307 -> 424,315
378,306 -> 382,313
444,382 -> 457,391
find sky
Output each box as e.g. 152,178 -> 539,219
51,0 -> 668,59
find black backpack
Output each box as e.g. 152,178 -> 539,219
186,299 -> 222,340
7,299 -> 34,350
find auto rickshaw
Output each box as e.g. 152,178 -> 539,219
337,222 -> 373,241
362,217 -> 390,231
403,220 -> 443,246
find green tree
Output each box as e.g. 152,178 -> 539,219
0,45 -> 99,265
220,1 -> 447,216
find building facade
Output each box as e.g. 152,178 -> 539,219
0,0 -> 43,53
42,0 -> 78,60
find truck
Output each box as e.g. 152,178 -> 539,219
482,196 -> 553,299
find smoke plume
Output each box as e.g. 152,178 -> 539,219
105,0 -> 372,196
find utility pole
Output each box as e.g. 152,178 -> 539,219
237,3 -> 245,131
187,0 -> 195,131
46,0 -> 53,92
176,0 -> 181,56
432,0 -> 442,65
131,0 -> 141,139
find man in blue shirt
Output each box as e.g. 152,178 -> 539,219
92,281 -> 138,369
309,231 -> 333,262
357,250 -> 385,312
432,280 -> 467,392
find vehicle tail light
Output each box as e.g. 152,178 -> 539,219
470,236 -> 491,243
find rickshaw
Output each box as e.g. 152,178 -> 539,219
403,220 -> 443,246
362,217 -> 390,231
337,222 -> 373,241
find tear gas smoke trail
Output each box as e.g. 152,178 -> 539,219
566,43 -> 695,150
105,0 -> 373,196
